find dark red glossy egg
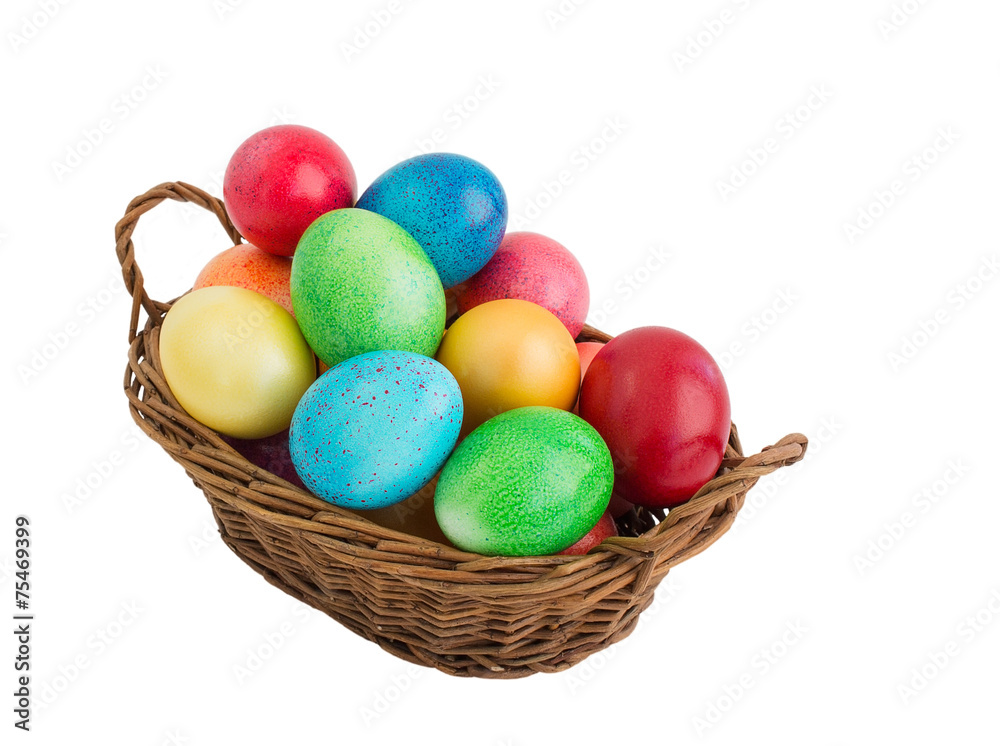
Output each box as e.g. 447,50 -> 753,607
578,326 -> 730,509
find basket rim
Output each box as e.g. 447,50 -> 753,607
116,180 -> 809,575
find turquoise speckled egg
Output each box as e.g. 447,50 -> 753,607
289,350 -> 463,509
290,208 -> 446,368
356,153 -> 508,289
434,406 -> 613,556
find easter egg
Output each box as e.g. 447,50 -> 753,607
557,510 -> 618,555
457,231 -> 590,337
607,492 -> 635,518
159,286 -> 316,439
291,208 -> 446,368
434,407 -> 613,556
221,428 -> 307,491
356,480 -> 452,546
579,326 -> 730,509
435,299 -> 580,437
356,153 -> 507,288
194,243 -> 294,315
289,350 -> 462,509
573,341 -> 605,413
223,124 -> 356,256
576,342 -> 605,377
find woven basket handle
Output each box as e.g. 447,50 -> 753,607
603,430 -> 808,561
115,182 -> 243,342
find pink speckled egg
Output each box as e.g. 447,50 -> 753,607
456,231 -> 590,338
194,243 -> 294,316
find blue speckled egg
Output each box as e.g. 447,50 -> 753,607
356,153 -> 508,289
289,350 -> 463,509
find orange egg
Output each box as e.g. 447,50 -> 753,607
194,243 -> 294,316
354,479 -> 452,546
573,341 -> 606,414
436,298 -> 580,436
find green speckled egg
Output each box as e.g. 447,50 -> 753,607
434,406 -> 614,556
290,208 -> 445,367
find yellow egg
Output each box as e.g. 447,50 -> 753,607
159,286 -> 316,439
436,298 -> 580,437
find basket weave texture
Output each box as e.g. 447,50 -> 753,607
116,182 -> 808,679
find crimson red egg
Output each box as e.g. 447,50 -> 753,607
578,326 -> 730,509
223,125 -> 357,256
557,510 -> 618,555
456,231 -> 590,337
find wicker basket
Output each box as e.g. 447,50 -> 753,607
116,181 -> 808,679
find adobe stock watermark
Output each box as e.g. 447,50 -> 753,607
896,587 -> 1000,706
565,578 -> 682,694
853,460 -> 969,575
33,600 -> 144,713
60,428 -> 143,514
732,415 -> 842,531
672,0 -> 755,72
340,0 -> 412,64
887,254 -> 997,372
587,245 -> 671,328
401,74 -> 501,159
179,105 -> 296,223
223,298 -> 279,350
213,0 -> 248,21
509,116 -> 627,230
52,65 -> 169,182
842,126 -> 960,245
158,729 -> 191,746
545,0 -> 592,30
692,620 -> 807,736
16,273 -> 128,385
232,601 -> 316,685
188,518 -> 222,557
7,0 -> 72,53
878,0 -> 931,40
0,226 -> 8,250
359,664 -> 425,726
715,287 -> 798,371
716,85 -> 833,201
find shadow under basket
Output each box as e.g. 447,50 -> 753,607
115,181 -> 809,679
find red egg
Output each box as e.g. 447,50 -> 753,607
578,326 -> 731,509
557,510 -> 618,555
223,125 -> 357,256
607,492 -> 634,518
194,243 -> 294,315
456,231 -> 590,337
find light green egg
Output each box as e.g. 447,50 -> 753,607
434,406 -> 614,556
290,208 -> 446,367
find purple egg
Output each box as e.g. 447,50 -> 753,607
221,428 -> 308,490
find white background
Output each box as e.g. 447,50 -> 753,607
3,0 -> 999,743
